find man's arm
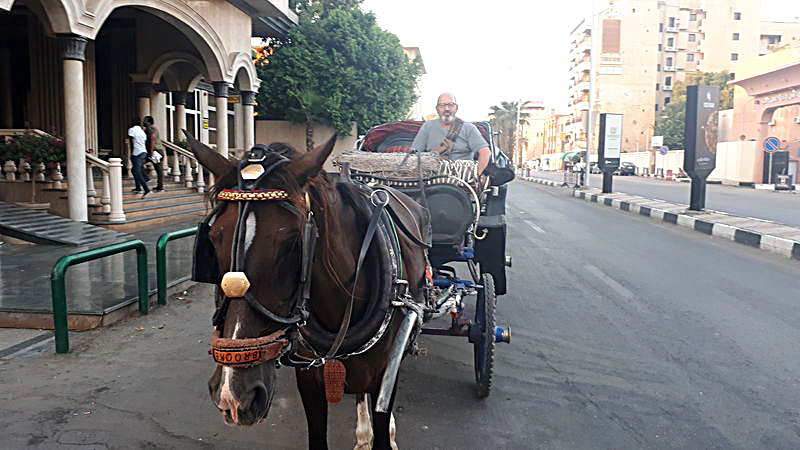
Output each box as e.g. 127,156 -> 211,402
145,128 -> 154,157
477,147 -> 490,175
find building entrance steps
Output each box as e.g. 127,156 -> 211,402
0,219 -> 199,330
0,202 -> 129,245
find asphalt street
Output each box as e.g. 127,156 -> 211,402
532,170 -> 800,228
3,180 -> 800,449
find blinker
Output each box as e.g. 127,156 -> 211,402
220,271 -> 251,297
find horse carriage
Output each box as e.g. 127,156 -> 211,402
183,120 -> 513,448
344,120 -> 514,398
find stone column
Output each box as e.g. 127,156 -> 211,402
108,158 -> 126,222
61,35 -> 89,222
173,91 -> 187,136
135,84 -> 152,121
213,81 -> 229,158
242,91 -> 256,153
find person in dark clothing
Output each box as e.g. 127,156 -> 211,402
143,116 -> 164,192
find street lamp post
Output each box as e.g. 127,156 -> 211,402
515,98 -> 522,167
585,0 -> 597,190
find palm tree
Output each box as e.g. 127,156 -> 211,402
489,101 -> 531,161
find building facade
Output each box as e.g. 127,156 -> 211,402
568,0 -> 800,155
0,0 -> 295,221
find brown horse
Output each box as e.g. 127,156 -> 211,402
187,134 -> 430,449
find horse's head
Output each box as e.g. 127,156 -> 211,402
185,131 -> 336,425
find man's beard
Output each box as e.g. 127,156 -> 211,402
441,112 -> 454,124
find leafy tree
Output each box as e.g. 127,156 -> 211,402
489,101 -> 530,160
655,71 -> 734,149
256,2 -> 420,148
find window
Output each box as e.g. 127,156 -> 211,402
730,72 -> 735,80
659,23 -> 664,32
665,97 -> 671,105
767,35 -> 782,44
689,34 -> 696,42
734,12 -> 741,20
658,44 -> 663,51
656,83 -> 660,90
690,13 -> 697,21
668,17 -> 676,27
656,104 -> 659,112
731,53 -> 739,61
667,37 -> 674,47
665,76 -> 672,86
733,33 -> 739,40
666,57 -> 673,66
687,53 -> 695,62
657,63 -> 661,71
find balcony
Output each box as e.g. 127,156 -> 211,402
576,81 -> 591,92
664,65 -> 676,72
573,101 -> 590,111
665,25 -> 679,33
577,39 -> 591,53
663,85 -> 673,91
576,60 -> 591,72
664,46 -> 677,52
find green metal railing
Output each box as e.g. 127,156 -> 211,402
156,227 -> 198,305
50,240 -> 148,353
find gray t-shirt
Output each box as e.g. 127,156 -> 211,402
410,119 -> 489,160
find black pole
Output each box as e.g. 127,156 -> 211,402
689,176 -> 706,211
602,172 -> 613,193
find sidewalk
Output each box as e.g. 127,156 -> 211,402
521,175 -> 800,262
0,218 -> 202,316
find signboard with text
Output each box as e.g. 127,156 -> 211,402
598,113 -> 623,171
683,85 -> 720,178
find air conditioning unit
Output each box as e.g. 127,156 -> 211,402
793,117 -> 800,124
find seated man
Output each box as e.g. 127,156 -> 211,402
411,93 -> 491,176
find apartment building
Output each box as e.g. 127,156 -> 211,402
543,113 -> 571,155
568,0 -> 800,153
567,0 -> 660,154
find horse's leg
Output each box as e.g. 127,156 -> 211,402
296,368 -> 328,450
354,393 -> 373,450
369,378 -> 400,450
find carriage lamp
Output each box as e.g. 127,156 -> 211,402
220,271 -> 251,297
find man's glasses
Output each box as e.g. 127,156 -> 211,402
437,102 -> 457,108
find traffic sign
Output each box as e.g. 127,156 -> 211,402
659,146 -> 669,155
764,136 -> 780,153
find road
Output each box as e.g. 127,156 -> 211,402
532,170 -> 800,228
3,181 -> 800,449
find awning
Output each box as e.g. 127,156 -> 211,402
562,152 -> 579,161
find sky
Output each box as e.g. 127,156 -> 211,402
360,0 -> 800,121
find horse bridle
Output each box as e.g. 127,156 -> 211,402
208,146 -> 319,369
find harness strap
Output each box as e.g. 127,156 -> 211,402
324,196 -> 387,359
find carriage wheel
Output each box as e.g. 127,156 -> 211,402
473,273 -> 496,399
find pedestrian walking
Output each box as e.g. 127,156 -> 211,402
127,117 -> 149,197
143,116 -> 164,192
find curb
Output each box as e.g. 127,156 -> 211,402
521,176 -> 800,262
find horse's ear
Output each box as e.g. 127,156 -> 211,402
181,130 -> 235,179
286,134 -> 337,184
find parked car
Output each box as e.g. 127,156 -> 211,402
615,162 -> 636,176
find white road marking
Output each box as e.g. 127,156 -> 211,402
525,220 -> 546,234
585,264 -> 634,300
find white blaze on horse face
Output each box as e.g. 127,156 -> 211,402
218,213 -> 254,423
354,394 -> 373,450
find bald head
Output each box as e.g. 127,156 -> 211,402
436,93 -> 458,123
